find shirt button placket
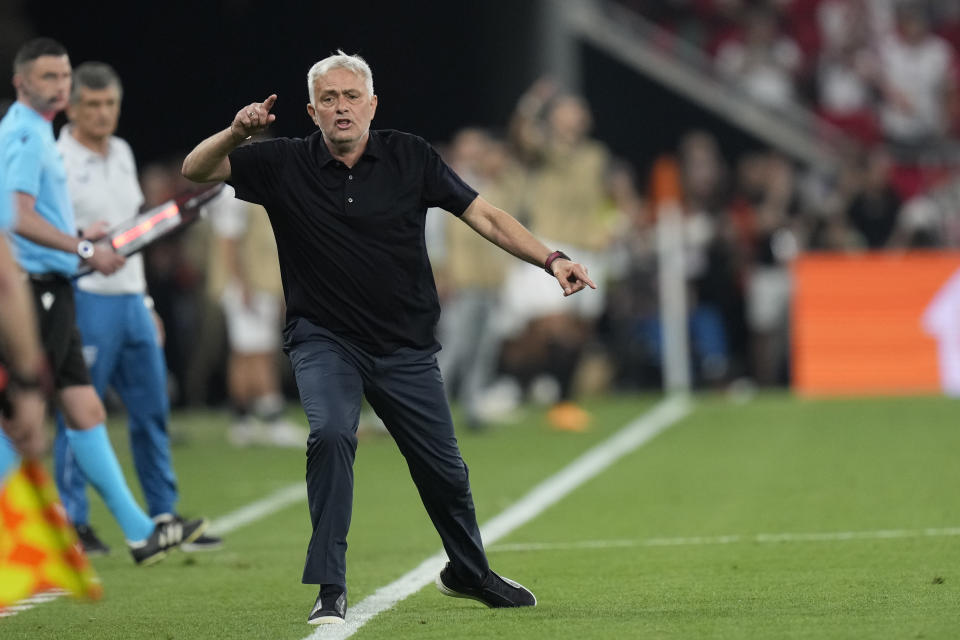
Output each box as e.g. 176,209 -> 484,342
346,174 -> 355,209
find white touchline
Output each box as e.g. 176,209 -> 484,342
304,393 -> 693,640
206,483 -> 307,537
486,526 -> 960,553
1,482 -> 307,619
0,590 -> 68,618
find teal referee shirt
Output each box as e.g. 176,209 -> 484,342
0,101 -> 78,275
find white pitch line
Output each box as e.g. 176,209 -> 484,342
0,590 -> 68,618
304,393 -> 693,640
0,483 -> 306,619
206,482 -> 306,536
487,526 -> 960,553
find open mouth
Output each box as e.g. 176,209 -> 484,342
335,119 -> 352,130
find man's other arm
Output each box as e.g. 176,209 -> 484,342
182,94 -> 277,182
460,196 -> 596,297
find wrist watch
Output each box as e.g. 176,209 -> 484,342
77,239 -> 95,260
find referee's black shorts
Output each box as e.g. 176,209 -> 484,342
28,273 -> 90,390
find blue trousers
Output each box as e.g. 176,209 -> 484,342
54,290 -> 178,524
285,317 -> 489,587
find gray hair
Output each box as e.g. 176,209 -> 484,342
70,61 -> 123,103
307,50 -> 374,105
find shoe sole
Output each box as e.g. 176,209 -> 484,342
181,540 -> 223,553
175,520 -> 210,550
435,574 -> 537,607
307,615 -> 345,625
136,550 -> 168,567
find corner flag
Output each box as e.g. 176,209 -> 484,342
0,460 -> 102,612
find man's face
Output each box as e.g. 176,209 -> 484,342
67,86 -> 121,141
15,55 -> 72,115
307,68 -> 377,148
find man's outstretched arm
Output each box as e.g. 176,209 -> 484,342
460,195 -> 596,297
182,94 -> 277,182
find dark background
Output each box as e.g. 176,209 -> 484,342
6,0 -> 763,173
12,1 -> 541,163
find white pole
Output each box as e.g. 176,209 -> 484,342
657,201 -> 691,393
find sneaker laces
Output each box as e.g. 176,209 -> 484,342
157,520 -> 184,547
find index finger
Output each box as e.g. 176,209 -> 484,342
261,94 -> 278,112
574,267 -> 597,289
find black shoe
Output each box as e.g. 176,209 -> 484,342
436,563 -> 537,608
307,585 -> 347,625
74,524 -> 110,556
165,514 -> 223,552
130,516 -> 209,565
181,532 -> 223,551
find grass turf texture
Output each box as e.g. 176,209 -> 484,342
2,394 -> 958,639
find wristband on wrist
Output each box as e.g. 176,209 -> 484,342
544,250 -> 570,275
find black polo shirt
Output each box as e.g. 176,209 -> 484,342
227,129 -> 478,355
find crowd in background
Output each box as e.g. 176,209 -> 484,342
619,0 -> 960,149
118,0 -> 960,430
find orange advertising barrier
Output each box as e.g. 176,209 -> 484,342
792,252 -> 960,396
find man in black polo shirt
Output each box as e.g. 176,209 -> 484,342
182,50 -> 595,626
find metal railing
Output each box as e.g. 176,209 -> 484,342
561,0 -> 846,169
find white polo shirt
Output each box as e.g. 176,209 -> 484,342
57,125 -> 146,294
878,33 -> 955,142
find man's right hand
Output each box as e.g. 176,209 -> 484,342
86,242 -> 126,275
230,94 -> 278,140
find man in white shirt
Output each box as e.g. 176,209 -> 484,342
878,2 -> 957,145
55,61 -> 219,554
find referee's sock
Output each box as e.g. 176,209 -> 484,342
0,432 -> 18,484
64,424 -> 154,542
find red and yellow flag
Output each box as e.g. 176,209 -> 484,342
0,460 -> 102,612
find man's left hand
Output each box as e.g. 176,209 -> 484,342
81,220 -> 111,242
552,260 -> 597,297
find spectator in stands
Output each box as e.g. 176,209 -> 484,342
434,129 -> 517,428
728,151 -> 803,386
715,5 -> 803,109
876,1 -> 958,149
500,82 -> 616,430
677,131 -> 734,385
845,147 -> 903,247
207,186 -> 308,447
816,0 -> 882,144
601,164 -> 660,389
626,133 -> 733,388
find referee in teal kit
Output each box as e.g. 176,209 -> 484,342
182,49 -> 595,624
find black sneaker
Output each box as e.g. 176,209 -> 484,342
165,515 -> 223,552
130,517 -> 209,566
74,524 -> 110,556
307,585 -> 347,625
181,532 -> 223,551
436,563 -> 537,608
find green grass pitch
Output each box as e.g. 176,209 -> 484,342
3,393 -> 959,639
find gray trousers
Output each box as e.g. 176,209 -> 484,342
284,317 -> 489,587
436,288 -> 502,422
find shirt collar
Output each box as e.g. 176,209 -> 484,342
57,124 -> 115,160
10,101 -> 52,131
311,129 -> 382,167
